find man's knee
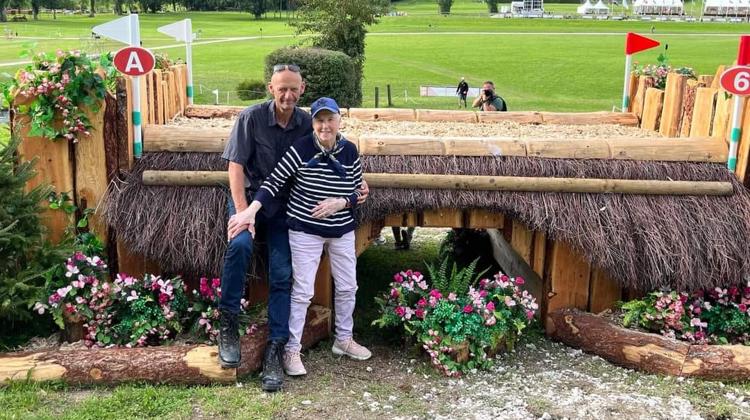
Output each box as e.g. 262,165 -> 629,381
226,233 -> 253,258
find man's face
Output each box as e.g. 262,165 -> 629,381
483,83 -> 494,95
268,70 -> 305,114
312,110 -> 340,144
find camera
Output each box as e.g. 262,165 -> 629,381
483,89 -> 494,97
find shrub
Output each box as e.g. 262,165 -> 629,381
373,265 -> 538,377
632,53 -> 697,90
186,277 -> 258,344
622,284 -> 750,345
236,80 -> 267,101
266,47 -> 361,108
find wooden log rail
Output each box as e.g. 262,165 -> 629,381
0,306 -> 330,385
548,308 -> 750,380
183,105 -> 639,126
142,125 -> 727,163
141,170 -> 734,196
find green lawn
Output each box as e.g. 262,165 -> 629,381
0,2 -> 745,110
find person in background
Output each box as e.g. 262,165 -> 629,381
472,80 -> 507,112
456,76 -> 469,108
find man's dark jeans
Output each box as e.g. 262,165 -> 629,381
219,198 -> 292,343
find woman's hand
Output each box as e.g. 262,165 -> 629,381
228,202 -> 261,240
312,197 -> 347,219
357,179 -> 369,204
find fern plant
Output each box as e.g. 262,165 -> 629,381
426,256 -> 490,295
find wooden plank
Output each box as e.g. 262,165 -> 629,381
181,64 -> 189,109
627,74 -> 638,112
640,87 -> 664,131
698,75 -> 714,86
146,72 -> 155,125
354,222 -> 374,257
477,111 -> 543,124
679,80 -> 705,138
632,76 -> 654,121
171,65 -> 185,114
734,98 -> 750,184
588,268 -> 622,314
153,69 -> 164,125
417,109 -> 477,123
659,73 -> 687,137
712,89 -> 732,142
168,70 -> 178,118
544,241 -> 591,331
532,231 -> 546,278
510,220 -> 533,265
161,80 -> 169,123
540,112 -> 638,127
103,92 -> 120,182
711,65 -> 726,89
16,118 -> 73,244
139,75 -> 149,126
383,213 -> 404,226
311,252 -> 332,309
347,108 -> 416,121
420,209 -> 463,227
74,103 -> 108,243
690,87 -> 718,137
465,209 -> 504,229
404,213 -> 418,227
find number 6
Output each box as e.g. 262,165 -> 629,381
735,71 -> 750,93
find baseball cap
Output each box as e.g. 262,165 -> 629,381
311,97 -> 340,118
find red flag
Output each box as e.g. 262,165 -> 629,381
738,36 -> 750,66
625,32 -> 660,55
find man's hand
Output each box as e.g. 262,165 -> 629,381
228,205 -> 259,240
357,179 -> 370,204
312,197 -> 347,219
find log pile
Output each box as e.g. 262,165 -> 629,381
0,306 -> 330,385
547,308 -> 750,380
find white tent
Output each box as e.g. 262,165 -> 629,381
578,0 -> 610,14
703,0 -> 750,15
633,0 -> 684,14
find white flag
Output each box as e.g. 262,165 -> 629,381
92,14 -> 139,45
157,19 -> 195,43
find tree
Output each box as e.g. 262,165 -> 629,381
114,0 -> 123,14
0,0 -> 8,22
486,0 -> 498,13
289,0 -> 387,60
31,0 -> 41,20
241,0 -> 267,18
89,0 -> 95,16
437,0 -> 452,14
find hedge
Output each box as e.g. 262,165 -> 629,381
265,47 -> 362,108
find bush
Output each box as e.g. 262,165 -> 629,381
265,47 -> 361,108
236,80 -> 267,101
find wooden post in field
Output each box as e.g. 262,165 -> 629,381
679,79 -> 705,138
690,87 -> 718,137
640,87 -> 664,131
631,76 -> 654,121
387,84 -> 393,107
374,86 -> 379,108
712,88 -> 732,142
659,73 -> 687,137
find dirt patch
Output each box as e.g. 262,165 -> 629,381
169,116 -> 657,139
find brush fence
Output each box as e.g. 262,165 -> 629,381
13,64 -> 750,331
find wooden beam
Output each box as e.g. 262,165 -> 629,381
640,87 -> 664,131
142,170 -> 735,196
734,98 -> 750,184
487,228 -> 543,304
511,220 -> 534,265
477,111 -> 543,124
348,108 -> 416,121
540,111 -> 639,127
632,76 -> 654,121
421,208 -> 463,227
143,125 -> 231,153
712,89 -> 732,141
659,73 -> 688,137
679,79 -> 704,138
464,209 -> 504,229
417,109 -> 477,123
544,241 -> 591,330
75,103 -> 108,242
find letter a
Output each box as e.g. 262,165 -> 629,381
125,51 -> 144,73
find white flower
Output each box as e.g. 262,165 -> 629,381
126,290 -> 139,302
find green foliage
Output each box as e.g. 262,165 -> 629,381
4,49 -> 111,142
240,0 -> 268,19
485,0 -> 499,13
426,255 -> 489,295
290,0 -> 386,60
236,79 -> 266,101
266,47 -> 361,107
437,0 -> 453,13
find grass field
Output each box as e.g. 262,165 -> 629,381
0,0 -> 745,111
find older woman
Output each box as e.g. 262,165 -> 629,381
228,97 -> 371,376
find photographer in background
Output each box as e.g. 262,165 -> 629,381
472,80 -> 507,112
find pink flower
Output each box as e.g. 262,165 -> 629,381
390,288 -> 400,299
417,298 -> 427,307
526,310 -> 535,320
393,273 -> 403,283
463,304 -> 473,314
515,277 -> 525,285
486,301 -> 495,312
485,316 -> 496,326
504,296 -> 516,307
395,306 -> 406,317
447,292 -> 457,301
212,278 -> 221,289
740,304 -> 747,313
159,293 -> 170,305
479,290 -> 488,298
415,308 -> 425,319
429,289 -> 442,300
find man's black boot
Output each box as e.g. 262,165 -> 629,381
261,340 -> 285,392
218,310 -> 241,368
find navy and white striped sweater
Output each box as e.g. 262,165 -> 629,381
254,133 -> 363,238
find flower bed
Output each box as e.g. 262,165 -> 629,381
374,260 -> 538,377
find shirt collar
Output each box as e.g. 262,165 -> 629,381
267,100 -> 302,130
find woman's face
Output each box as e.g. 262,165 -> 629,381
312,110 -> 340,144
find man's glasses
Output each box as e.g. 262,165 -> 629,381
272,64 -> 301,73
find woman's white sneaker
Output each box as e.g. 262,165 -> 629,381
332,338 -> 372,361
282,351 -> 307,376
